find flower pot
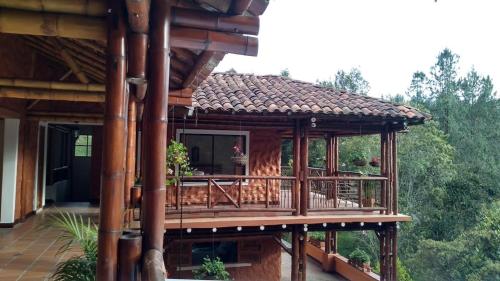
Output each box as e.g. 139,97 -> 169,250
231,155 -> 248,166
369,160 -> 380,167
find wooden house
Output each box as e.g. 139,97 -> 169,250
0,1 -> 428,281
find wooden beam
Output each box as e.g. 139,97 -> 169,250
0,0 -> 106,16
172,7 -> 259,35
183,51 -> 225,88
229,0 -> 253,15
127,33 -> 148,84
196,0 -> 231,13
0,87 -> 104,102
0,8 -> 107,40
0,78 -> 104,92
171,27 -> 258,56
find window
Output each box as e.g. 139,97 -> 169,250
74,135 -> 92,157
191,241 -> 238,266
177,129 -> 249,176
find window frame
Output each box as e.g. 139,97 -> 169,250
175,129 -> 250,185
74,134 -> 92,157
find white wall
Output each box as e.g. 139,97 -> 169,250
1,119 -> 20,224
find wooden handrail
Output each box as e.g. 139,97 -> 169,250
167,175 -> 295,180
308,176 -> 388,181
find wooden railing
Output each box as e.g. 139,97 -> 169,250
308,176 -> 387,212
165,175 -> 297,215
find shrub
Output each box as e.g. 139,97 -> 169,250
193,257 -> 231,280
348,248 -> 370,264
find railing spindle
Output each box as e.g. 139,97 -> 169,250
358,180 -> 364,208
176,184 -> 180,210
238,178 -> 242,208
207,178 -> 212,209
333,179 -> 338,208
265,178 -> 269,208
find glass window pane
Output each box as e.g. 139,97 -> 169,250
214,135 -> 246,175
192,241 -> 238,266
75,145 -> 87,157
183,134 -> 213,175
75,135 -> 87,146
87,135 -> 92,145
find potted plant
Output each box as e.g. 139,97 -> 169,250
230,139 -> 248,166
193,257 -> 232,280
50,211 -> 97,281
369,156 -> 380,167
308,232 -> 325,249
348,248 -> 371,272
362,181 -> 377,207
351,150 -> 369,167
166,140 -> 193,186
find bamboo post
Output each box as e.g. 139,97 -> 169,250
126,0 -> 150,33
392,132 -> 398,215
300,122 -> 309,216
96,0 -> 127,280
127,33 -> 148,85
299,230 -> 307,281
378,230 -> 385,281
0,87 -> 104,102
391,225 -> 398,281
142,1 -> 170,271
0,0 -> 106,16
124,97 -> 137,224
387,131 -> 393,215
0,78 -> 104,91
380,131 -> 387,214
118,232 -> 142,281
358,180 -> 363,208
293,120 -> 301,215
291,226 -> 300,281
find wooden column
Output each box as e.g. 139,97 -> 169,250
291,226 -> 300,281
300,122 -> 309,216
124,97 -> 137,222
292,120 -> 301,215
325,134 -> 337,253
96,0 -> 127,280
299,230 -> 307,281
142,0 -> 170,254
378,229 -> 386,281
391,225 -> 398,281
391,132 -> 398,215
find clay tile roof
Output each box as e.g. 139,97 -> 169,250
193,73 -> 430,122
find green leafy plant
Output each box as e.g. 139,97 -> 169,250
166,140 -> 193,185
309,231 -> 325,241
193,257 -> 231,280
50,211 -> 97,281
348,248 -> 371,265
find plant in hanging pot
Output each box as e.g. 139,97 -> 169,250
369,156 -> 380,167
193,257 -> 232,280
348,248 -> 371,272
351,149 -> 369,167
231,140 -> 248,166
166,140 -> 193,186
308,232 -> 325,249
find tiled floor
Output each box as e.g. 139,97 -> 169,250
0,204 -> 99,281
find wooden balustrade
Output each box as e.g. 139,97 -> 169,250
165,175 -> 297,216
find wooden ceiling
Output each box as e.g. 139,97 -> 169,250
0,0 -> 269,109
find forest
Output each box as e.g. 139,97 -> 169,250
281,49 -> 500,281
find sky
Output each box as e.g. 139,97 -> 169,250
215,0 -> 500,98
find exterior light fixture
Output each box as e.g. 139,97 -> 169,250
282,224 -> 287,229
212,228 -> 217,233
260,225 -> 265,231
322,223 -> 327,227
186,228 -> 192,233
378,222 -> 382,226
303,227 -> 308,232
237,226 -> 242,231
360,222 -> 365,227
341,222 -> 346,227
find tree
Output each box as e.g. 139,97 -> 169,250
280,68 -> 290,77
318,67 -> 371,95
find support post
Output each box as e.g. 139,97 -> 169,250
96,0 -> 127,279
391,132 -> 398,215
142,0 -> 170,257
299,229 -> 307,281
291,226 -> 300,281
292,120 -> 300,215
300,122 -> 309,216
124,97 -> 137,223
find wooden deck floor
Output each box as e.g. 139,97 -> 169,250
164,214 -> 411,229
0,204 -> 99,281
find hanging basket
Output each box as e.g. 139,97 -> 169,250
353,158 -> 367,167
231,155 -> 248,166
369,157 -> 380,167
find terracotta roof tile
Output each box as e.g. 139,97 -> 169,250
192,73 -> 429,121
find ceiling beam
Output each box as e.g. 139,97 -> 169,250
0,87 -> 104,102
0,78 -> 105,91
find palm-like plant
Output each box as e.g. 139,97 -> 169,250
50,211 -> 98,281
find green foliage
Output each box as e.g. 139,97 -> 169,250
166,140 -> 193,185
193,257 -> 231,280
280,68 -> 290,77
50,211 -> 97,281
309,231 -> 325,241
348,248 -> 371,264
339,135 -> 379,174
373,259 -> 413,281
318,68 -> 371,95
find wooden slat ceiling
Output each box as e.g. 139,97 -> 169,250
3,0 -> 269,90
